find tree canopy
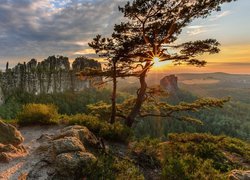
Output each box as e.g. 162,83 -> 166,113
84,0 -> 237,127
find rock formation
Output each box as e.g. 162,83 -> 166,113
0,120 -> 23,145
160,75 -> 178,93
26,125 -> 100,180
0,120 -> 26,163
0,56 -> 102,102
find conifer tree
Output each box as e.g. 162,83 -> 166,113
87,0 -> 236,127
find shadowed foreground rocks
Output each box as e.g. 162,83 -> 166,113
0,120 -> 23,145
26,125 -> 100,180
1,122 -> 248,179
0,120 -> 26,163
229,170 -> 250,180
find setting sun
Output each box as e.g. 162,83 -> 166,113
152,56 -> 171,69
152,56 -> 161,64
0,0 -> 249,179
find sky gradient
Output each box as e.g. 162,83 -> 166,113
0,0 -> 249,74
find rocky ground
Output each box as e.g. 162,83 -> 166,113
0,120 -> 249,180
0,125 -> 63,179
0,121 -> 131,180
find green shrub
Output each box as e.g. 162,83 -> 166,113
168,133 -> 218,143
100,122 -> 131,142
62,114 -> 131,142
168,133 -> 250,168
88,154 -> 144,180
0,96 -> 22,120
87,101 -> 112,122
129,133 -> 250,179
130,137 -> 161,168
162,154 -> 225,180
161,133 -> 250,179
62,114 -> 103,133
17,103 -> 59,126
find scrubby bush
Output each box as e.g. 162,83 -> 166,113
0,88 -> 122,119
161,133 -> 250,179
162,154 -> 225,180
62,114 -> 131,142
0,96 -> 22,120
62,114 -> 103,133
87,101 -> 112,122
130,133 -> 250,179
168,133 -> 250,167
100,122 -> 131,142
130,137 -> 161,168
17,103 -> 59,126
88,154 -> 144,180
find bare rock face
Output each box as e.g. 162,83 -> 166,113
160,75 -> 178,93
229,170 -> 250,180
0,56 -> 102,105
0,120 -> 26,163
27,126 -> 99,180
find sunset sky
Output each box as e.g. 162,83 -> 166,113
0,0 -> 249,74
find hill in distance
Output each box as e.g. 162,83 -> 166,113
145,72 -> 250,104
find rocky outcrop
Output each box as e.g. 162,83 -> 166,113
0,56 -> 102,102
55,152 -> 96,178
27,125 -> 99,180
229,170 -> 250,180
160,75 -> 178,93
0,120 -> 26,163
52,125 -> 101,148
0,120 -> 23,146
0,144 -> 26,163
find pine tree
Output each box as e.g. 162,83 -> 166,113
86,0 -> 236,127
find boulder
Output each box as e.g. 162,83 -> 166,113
229,170 -> 250,180
0,120 -> 26,163
52,137 -> 86,155
55,152 -> 97,178
27,126 -> 99,179
53,125 -> 101,149
0,120 -> 24,146
27,161 -> 55,180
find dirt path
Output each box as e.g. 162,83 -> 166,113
0,126 -> 62,180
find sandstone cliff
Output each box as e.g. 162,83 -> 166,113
160,75 -> 178,93
0,56 -> 102,103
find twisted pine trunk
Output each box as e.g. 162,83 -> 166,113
110,63 -> 117,124
126,63 -> 149,127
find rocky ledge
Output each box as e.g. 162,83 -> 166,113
0,120 -> 26,163
26,125 -> 102,180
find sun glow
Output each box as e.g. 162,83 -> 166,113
152,56 -> 171,69
152,56 -> 161,64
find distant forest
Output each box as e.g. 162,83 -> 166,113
1,84 -> 249,141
